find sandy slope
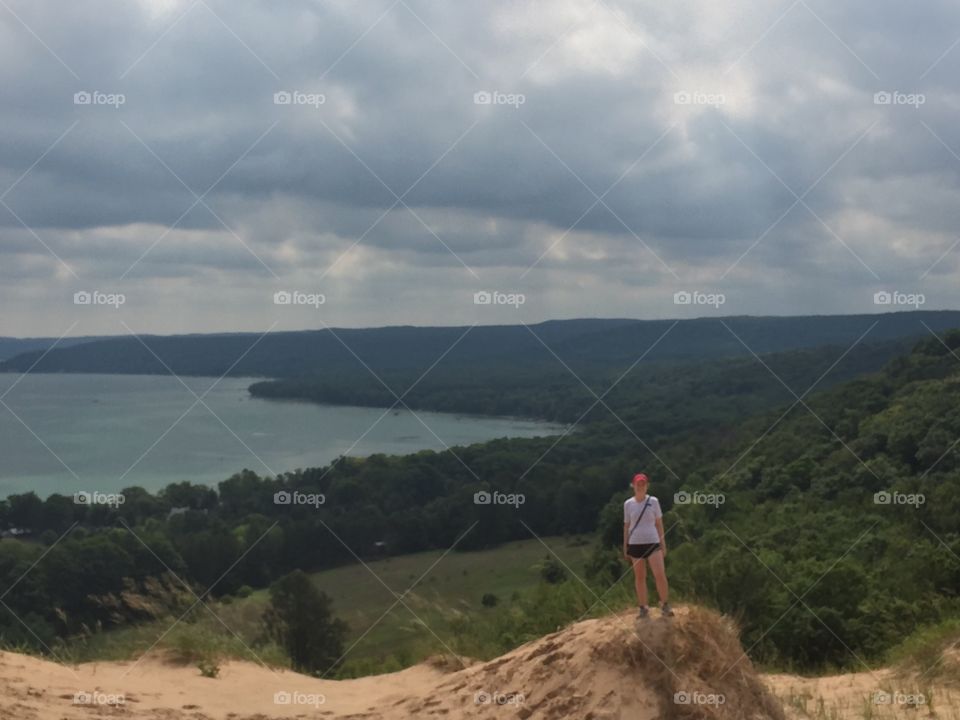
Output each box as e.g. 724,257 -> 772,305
10,605 -> 950,720
767,669 -> 960,720
0,648 -> 442,719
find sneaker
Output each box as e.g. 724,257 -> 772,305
637,606 -> 649,620
661,602 -> 674,617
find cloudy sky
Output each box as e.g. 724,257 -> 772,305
1,0 -> 959,336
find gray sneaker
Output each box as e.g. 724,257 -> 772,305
661,602 -> 674,617
637,606 -> 649,620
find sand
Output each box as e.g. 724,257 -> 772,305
766,668 -> 960,719
0,649 -> 443,719
3,605 -> 951,720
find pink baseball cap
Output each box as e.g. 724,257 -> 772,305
632,473 -> 649,486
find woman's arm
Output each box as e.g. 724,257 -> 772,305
656,517 -> 667,557
623,522 -> 630,560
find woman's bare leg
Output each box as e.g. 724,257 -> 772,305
632,558 -> 648,606
647,550 -> 669,605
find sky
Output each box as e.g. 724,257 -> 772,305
1,0 -> 959,336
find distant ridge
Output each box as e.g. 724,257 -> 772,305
2,311 -> 959,378
0,335 -> 111,362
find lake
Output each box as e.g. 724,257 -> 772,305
0,374 -> 565,499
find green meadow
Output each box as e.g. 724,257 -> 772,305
61,536 -> 593,675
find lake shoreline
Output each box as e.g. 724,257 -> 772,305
0,374 -> 566,500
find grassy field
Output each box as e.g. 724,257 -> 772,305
296,534 -> 593,672
62,535 -> 594,674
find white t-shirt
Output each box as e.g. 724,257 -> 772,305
623,495 -> 662,544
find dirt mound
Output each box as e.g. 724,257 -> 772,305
0,605 -> 784,719
376,605 -> 784,719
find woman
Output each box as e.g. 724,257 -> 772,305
623,472 -> 673,619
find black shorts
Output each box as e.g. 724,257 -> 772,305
627,543 -> 661,559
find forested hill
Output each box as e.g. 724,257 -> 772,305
250,334 -> 922,423
637,327 -> 960,669
3,311 -> 960,378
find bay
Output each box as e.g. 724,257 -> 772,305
0,374 -> 565,498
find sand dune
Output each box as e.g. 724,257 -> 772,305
768,668 -> 960,720
2,606 -> 952,719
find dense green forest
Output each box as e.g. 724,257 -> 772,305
248,335 -> 918,422
1,328 -> 959,673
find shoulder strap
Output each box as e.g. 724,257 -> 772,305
628,498 -> 652,540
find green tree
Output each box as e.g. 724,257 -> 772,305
262,570 -> 347,675
539,556 -> 568,584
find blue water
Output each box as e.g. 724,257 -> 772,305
0,374 -> 564,498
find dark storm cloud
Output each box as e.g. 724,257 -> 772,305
1,0 -> 959,333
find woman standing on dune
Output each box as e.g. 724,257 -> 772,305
623,473 -> 673,619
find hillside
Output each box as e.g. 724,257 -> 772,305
650,327 -> 960,670
5,605 -> 955,719
63,537 -> 594,672
247,332 -> 920,423
0,606 -> 788,720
